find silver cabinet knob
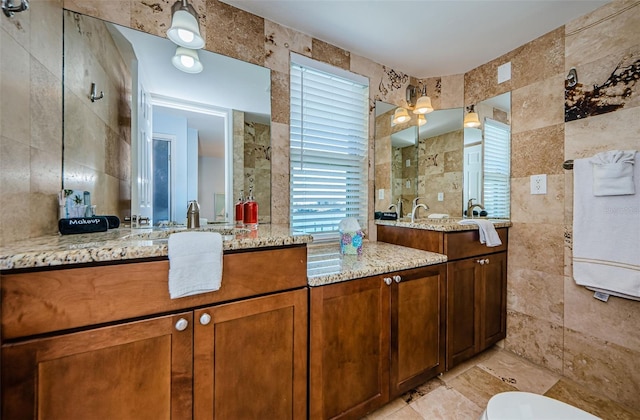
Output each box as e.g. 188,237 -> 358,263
175,318 -> 189,331
485,258 -> 490,264
477,259 -> 485,265
383,277 -> 392,286
199,313 -> 211,325
393,275 -> 402,283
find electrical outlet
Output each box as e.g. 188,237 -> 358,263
378,189 -> 384,200
405,159 -> 411,167
530,174 -> 547,195
438,192 -> 444,201
405,180 -> 411,188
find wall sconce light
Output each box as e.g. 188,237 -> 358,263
413,86 -> 434,114
172,47 -> 204,73
464,105 -> 481,128
167,0 -> 204,49
418,114 -> 427,126
392,107 -> 411,125
2,0 -> 28,17
406,83 -> 434,114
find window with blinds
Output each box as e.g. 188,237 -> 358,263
290,57 -> 369,237
483,118 -> 511,218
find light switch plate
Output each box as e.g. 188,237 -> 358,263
405,180 -> 411,188
378,189 -> 384,200
405,159 -> 411,167
438,192 -> 444,201
530,174 -> 547,194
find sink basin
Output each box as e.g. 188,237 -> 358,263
124,226 -> 250,241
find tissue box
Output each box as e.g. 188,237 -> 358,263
340,230 -> 364,255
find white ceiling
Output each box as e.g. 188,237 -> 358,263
221,0 -> 609,77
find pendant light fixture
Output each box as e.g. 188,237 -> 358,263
392,107 -> 411,125
413,85 -> 434,114
417,114 -> 427,126
172,46 -> 204,73
167,0 -> 204,49
464,105 -> 481,128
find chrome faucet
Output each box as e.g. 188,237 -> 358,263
388,198 -> 403,218
467,198 -> 485,218
410,197 -> 429,223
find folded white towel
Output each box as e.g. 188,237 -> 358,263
458,219 -> 502,247
573,153 -> 640,299
168,232 -> 223,299
589,150 -> 636,196
428,213 -> 450,219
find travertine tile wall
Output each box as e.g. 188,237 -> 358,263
62,11 -> 131,219
0,0 -> 63,245
465,1 -> 640,410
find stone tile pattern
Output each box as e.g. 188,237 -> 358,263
62,11 -> 131,220
364,348 -> 640,419
465,1 -> 640,410
243,120 -> 271,223
1,0 -> 63,245
0,224 -> 312,270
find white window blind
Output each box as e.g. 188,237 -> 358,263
290,60 -> 369,237
483,118 -> 511,218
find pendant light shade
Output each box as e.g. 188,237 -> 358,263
167,0 -> 204,49
172,46 -> 203,73
413,88 -> 434,114
392,107 -> 411,124
464,105 -> 481,128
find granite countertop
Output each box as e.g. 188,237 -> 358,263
375,217 -> 511,232
307,241 -> 447,287
0,224 -> 312,271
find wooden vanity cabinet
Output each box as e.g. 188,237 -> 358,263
446,251 -> 507,369
377,225 -> 509,370
1,245 -> 308,419
309,264 -> 445,420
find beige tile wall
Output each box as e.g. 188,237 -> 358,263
465,1 -> 640,410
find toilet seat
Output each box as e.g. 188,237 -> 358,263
482,391 -> 600,419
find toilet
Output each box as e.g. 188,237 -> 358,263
481,392 -> 600,419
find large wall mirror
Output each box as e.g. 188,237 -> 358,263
375,103 -> 465,218
62,11 -> 271,226
375,93 -> 511,219
463,92 -> 511,219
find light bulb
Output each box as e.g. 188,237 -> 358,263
177,28 -> 195,43
180,54 -> 195,68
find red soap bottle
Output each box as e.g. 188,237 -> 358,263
243,187 -> 258,229
235,191 -> 244,227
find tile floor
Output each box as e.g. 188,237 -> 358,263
363,347 -> 640,420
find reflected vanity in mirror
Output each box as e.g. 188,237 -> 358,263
375,102 -> 464,218
62,11 -> 271,226
375,92 -> 511,220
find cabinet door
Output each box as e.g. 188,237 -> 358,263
479,252 -> 507,351
193,288 -> 308,420
390,265 -> 446,397
2,312 -> 193,420
309,277 -> 390,420
446,258 -> 480,370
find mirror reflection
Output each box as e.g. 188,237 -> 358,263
62,11 -> 271,225
375,103 -> 464,218
462,92 -> 511,219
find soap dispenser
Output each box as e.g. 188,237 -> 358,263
235,190 -> 245,228
243,187 -> 258,229
187,200 -> 200,229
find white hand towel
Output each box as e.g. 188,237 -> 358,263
427,213 -> 450,219
168,231 -> 223,299
589,149 -> 636,196
458,219 -> 502,247
573,153 -> 640,299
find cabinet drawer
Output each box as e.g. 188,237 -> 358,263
444,228 -> 508,260
1,246 -> 307,340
